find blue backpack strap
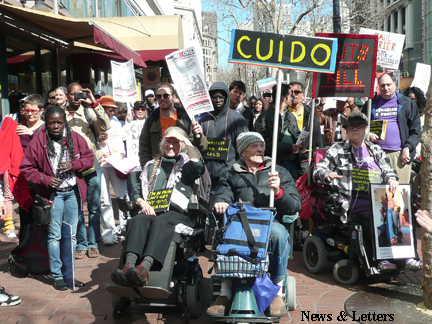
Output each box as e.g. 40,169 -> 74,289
237,207 -> 260,262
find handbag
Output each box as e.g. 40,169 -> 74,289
33,193 -> 55,225
217,203 -> 273,262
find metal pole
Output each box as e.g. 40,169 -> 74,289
270,69 -> 283,208
366,98 -> 372,137
307,99 -> 316,186
333,0 -> 341,33
53,0 -> 59,14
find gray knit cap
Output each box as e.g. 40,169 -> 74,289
237,132 -> 265,154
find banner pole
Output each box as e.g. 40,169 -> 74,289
307,98 -> 316,186
270,69 -> 283,208
366,98 -> 372,139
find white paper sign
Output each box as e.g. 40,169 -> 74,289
411,62 -> 431,95
126,119 -> 145,171
165,48 -> 213,118
111,59 -> 138,102
359,28 -> 405,70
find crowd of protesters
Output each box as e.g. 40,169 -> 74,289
0,74 -> 431,311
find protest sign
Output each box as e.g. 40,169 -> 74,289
203,137 -> 230,161
126,120 -> 145,171
313,34 -> 378,98
257,77 -> 277,92
147,189 -> 173,212
111,59 -> 138,102
229,29 -> 337,73
370,120 -> 387,140
166,48 -> 213,118
352,168 -> 381,191
359,28 -> 405,70
411,62 -> 431,95
142,66 -> 161,88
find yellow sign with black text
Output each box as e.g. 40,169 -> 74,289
352,168 -> 381,192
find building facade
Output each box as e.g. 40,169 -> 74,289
202,11 -> 218,86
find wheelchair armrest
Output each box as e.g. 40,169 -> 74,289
282,213 -> 299,224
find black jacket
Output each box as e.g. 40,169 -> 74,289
232,103 -> 254,131
213,157 -> 301,221
199,82 -> 249,182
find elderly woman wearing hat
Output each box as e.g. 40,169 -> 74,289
313,112 -> 421,271
98,95 -> 129,246
208,132 -> 301,317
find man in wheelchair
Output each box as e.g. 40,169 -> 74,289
313,112 -> 422,272
110,127 -> 205,287
207,132 -> 301,317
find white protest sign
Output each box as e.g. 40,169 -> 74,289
126,119 -> 145,171
111,59 -> 138,102
411,62 -> 431,95
165,48 -> 213,118
359,28 -> 405,70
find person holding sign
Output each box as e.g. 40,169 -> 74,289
370,73 -> 421,184
199,82 -> 248,188
111,127 -> 205,287
208,132 -> 301,317
313,112 -> 421,271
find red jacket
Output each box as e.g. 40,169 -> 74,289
20,128 -> 94,204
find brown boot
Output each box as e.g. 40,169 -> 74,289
126,264 -> 149,287
269,296 -> 287,317
207,296 -> 230,315
111,263 -> 131,286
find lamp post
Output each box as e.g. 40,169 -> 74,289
333,0 -> 341,33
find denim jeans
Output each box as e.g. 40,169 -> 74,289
268,221 -> 290,281
386,208 -> 398,240
76,168 -> 102,251
48,187 -> 79,280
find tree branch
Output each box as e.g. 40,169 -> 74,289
290,0 -> 324,35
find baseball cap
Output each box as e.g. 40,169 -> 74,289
145,89 -> 155,97
94,90 -> 106,98
343,112 -> 369,128
134,101 -> 146,109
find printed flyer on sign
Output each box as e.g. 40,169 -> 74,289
111,59 -> 138,102
370,184 -> 415,260
126,119 -> 145,171
165,48 -> 213,118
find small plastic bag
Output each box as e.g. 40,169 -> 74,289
251,275 -> 280,314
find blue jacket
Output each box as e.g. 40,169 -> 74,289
371,92 -> 421,160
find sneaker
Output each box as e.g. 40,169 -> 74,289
269,296 -> 287,317
4,230 -> 16,239
75,250 -> 86,259
53,279 -> 68,291
405,258 -> 423,271
87,247 -> 99,258
378,260 -> 397,272
0,287 -> 21,306
207,296 -> 230,315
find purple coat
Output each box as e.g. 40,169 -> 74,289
20,128 -> 94,205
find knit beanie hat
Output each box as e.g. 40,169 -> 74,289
237,132 -> 265,154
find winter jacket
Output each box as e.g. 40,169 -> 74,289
371,93 -> 421,160
233,102 -> 254,131
313,140 -> 399,223
20,129 -> 94,205
213,157 -> 301,222
199,82 -> 249,182
138,106 -> 208,168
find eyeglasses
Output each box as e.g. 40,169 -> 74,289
24,109 -> 40,114
49,96 -> 56,99
292,90 -> 303,95
135,108 -> 146,111
211,96 -> 225,101
347,124 -> 366,129
156,93 -> 171,100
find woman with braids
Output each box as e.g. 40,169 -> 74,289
111,126 -> 205,287
20,106 -> 94,290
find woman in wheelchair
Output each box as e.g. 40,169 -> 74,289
313,112 -> 422,271
111,127 -> 205,287
207,132 -> 301,317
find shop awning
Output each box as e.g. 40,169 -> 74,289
88,15 -> 184,62
0,3 -> 146,67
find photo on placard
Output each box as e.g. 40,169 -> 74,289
370,184 -> 415,260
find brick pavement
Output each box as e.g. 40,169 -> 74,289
0,210 -> 424,324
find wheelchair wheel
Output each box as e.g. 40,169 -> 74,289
186,268 -> 203,318
303,236 -> 327,274
287,275 -> 297,311
333,259 -> 359,285
112,294 -> 131,320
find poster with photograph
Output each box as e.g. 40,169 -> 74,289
111,59 -> 138,102
370,184 -> 415,260
165,47 -> 213,118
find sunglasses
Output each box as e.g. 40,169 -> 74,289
24,109 -> 40,114
292,90 -> 303,95
347,124 -> 366,129
156,93 -> 171,100
49,96 -> 56,99
134,108 -> 146,111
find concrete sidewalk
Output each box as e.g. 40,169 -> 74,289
0,210 -> 424,324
